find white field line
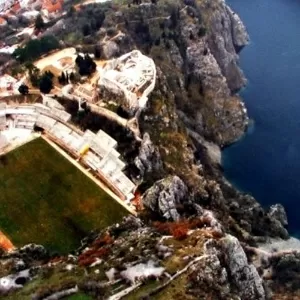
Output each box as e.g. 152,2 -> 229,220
41,135 -> 137,216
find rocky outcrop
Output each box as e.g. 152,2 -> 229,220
221,235 -> 265,300
267,204 -> 288,227
6,244 -> 49,262
142,176 -> 189,221
226,5 -> 250,52
225,190 -> 289,240
174,0 -> 249,145
188,253 -> 231,299
102,41 -> 120,59
271,251 -> 300,277
186,127 -> 221,165
205,1 -> 249,91
134,133 -> 163,178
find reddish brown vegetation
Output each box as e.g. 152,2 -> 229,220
78,233 -> 113,267
133,191 -> 143,211
91,233 -> 113,248
153,221 -> 189,240
48,256 -> 64,264
78,256 -> 97,267
153,217 -> 224,241
171,223 -> 189,240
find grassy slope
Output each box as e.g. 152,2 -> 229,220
0,138 -> 127,253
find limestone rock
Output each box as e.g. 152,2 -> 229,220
226,5 -> 250,52
134,133 -> 163,178
205,1 -> 249,91
17,244 -> 48,261
188,254 -> 231,299
269,252 -> 300,290
228,193 -> 289,240
142,176 -> 189,221
102,41 -> 119,59
221,235 -> 265,300
186,127 -> 221,165
177,2 -> 248,145
267,204 -> 288,227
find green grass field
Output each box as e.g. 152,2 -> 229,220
0,138 -> 127,253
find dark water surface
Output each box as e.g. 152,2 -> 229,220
224,0 -> 300,235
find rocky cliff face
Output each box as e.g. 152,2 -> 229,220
142,176 -> 189,221
181,0 -> 249,145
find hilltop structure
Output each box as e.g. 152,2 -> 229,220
98,50 -> 156,110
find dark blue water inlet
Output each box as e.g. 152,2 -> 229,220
223,0 -> 300,235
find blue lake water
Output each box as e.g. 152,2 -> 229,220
223,0 -> 300,235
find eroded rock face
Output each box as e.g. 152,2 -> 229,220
5,244 -> 49,262
142,176 -> 189,221
205,1 -> 249,91
221,235 -> 265,300
226,191 -> 289,240
268,252 -> 300,294
175,0 -> 249,145
188,254 -> 231,299
134,133 -> 163,178
267,204 -> 288,227
226,4 -> 249,52
102,41 -> 120,59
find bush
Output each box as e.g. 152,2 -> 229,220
153,221 -> 189,240
39,71 -> 54,94
198,27 -> 207,37
18,84 -> 29,95
170,224 -> 189,240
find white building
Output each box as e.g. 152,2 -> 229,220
99,50 -> 156,110
0,101 -> 136,202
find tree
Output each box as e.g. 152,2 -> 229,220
69,72 -> 80,83
75,54 -> 84,66
67,6 -> 76,17
82,24 -> 91,36
75,54 -> 96,76
170,6 -> 180,28
28,65 -> 41,87
18,84 -> 29,95
35,14 -> 44,31
39,72 -> 53,94
94,45 -> 101,59
198,26 -> 207,37
69,72 -> 75,83
13,35 -> 59,63
58,72 -> 66,85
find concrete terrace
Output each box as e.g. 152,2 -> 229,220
99,50 -> 156,109
0,99 -> 137,214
